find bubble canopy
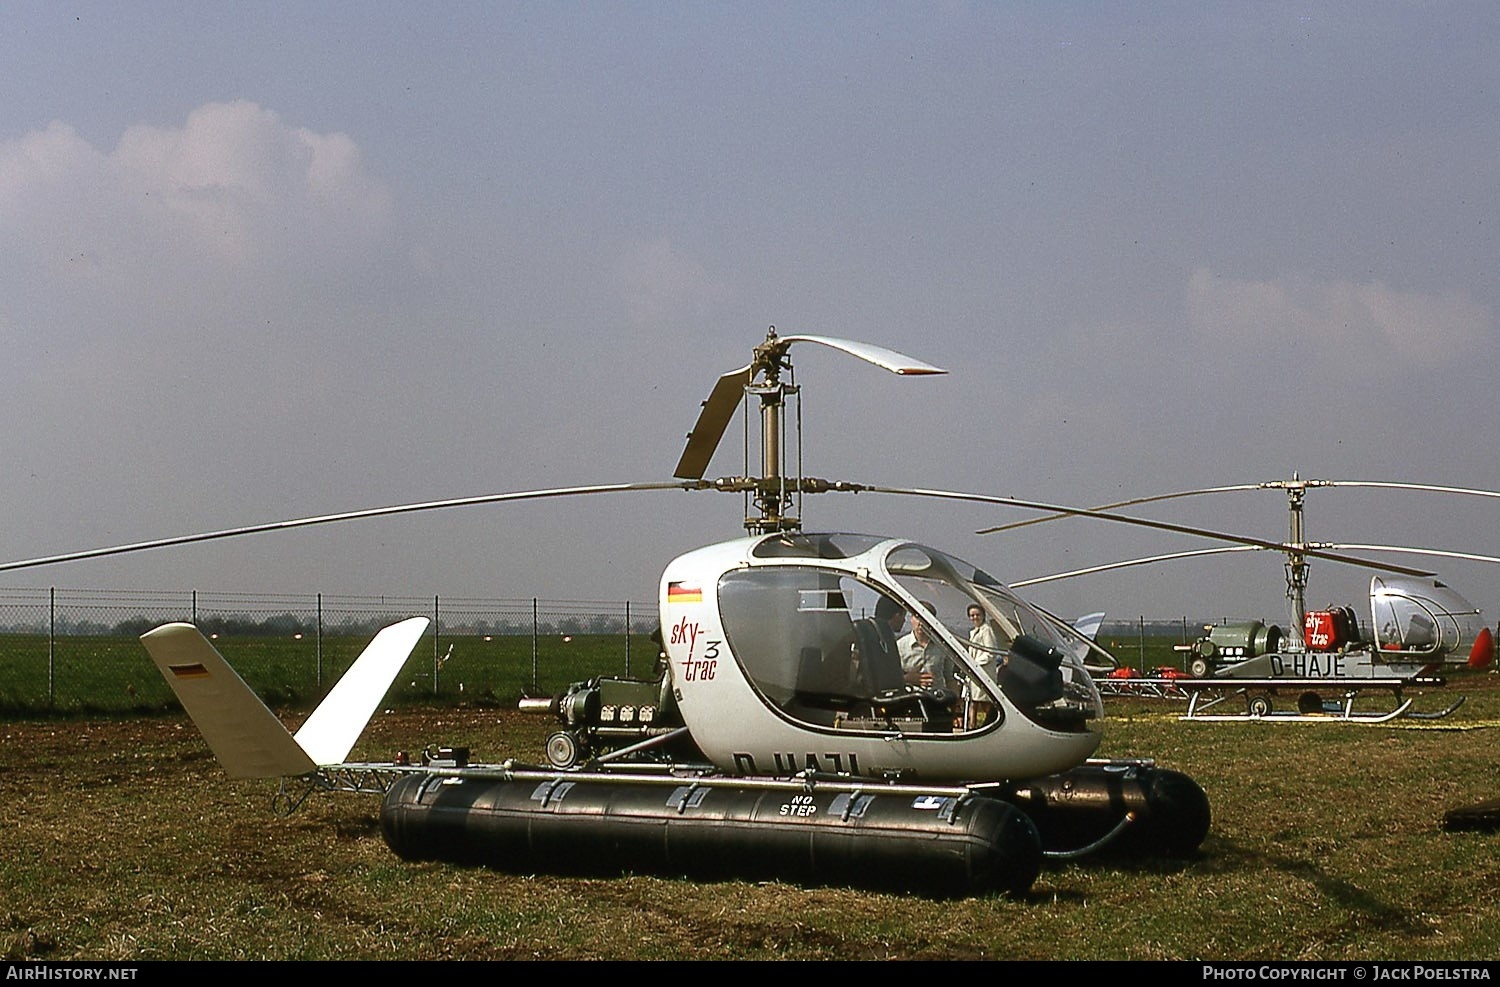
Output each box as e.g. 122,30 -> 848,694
720,532 -> 1104,736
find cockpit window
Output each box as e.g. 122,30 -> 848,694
883,542 -> 1102,732
886,545 -> 1047,645
717,566 -> 987,737
1370,575 -> 1484,657
718,538 -> 1101,736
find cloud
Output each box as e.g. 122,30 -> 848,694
0,100 -> 392,286
1185,268 -> 1492,371
0,100 -> 404,461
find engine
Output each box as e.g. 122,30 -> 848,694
1178,619 -> 1284,677
518,671 -> 698,768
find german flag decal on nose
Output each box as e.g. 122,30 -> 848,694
667,582 -> 702,603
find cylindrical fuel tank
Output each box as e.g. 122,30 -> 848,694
1003,762 -> 1211,858
1205,620 -> 1283,659
380,772 -> 1043,897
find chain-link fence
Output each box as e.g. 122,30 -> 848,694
0,585 -> 1265,716
0,588 -> 657,715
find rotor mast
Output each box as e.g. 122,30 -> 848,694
672,327 -> 947,534
745,329 -> 801,533
1269,474 -> 1312,649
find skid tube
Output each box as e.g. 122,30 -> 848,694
1175,675 -> 1460,723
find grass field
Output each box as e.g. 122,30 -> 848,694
0,626 -> 1201,715
3,654 -> 1498,962
0,631 -> 655,716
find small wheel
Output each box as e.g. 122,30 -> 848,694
1248,695 -> 1273,717
1298,691 -> 1324,715
1188,658 -> 1211,678
545,730 -> 586,768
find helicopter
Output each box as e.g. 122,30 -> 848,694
994,479 -> 1498,722
7,329 -> 1226,898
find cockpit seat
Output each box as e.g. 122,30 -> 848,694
997,634 -> 1066,707
852,617 -> 906,694
794,645 -> 857,701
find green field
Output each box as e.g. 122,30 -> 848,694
0,630 -> 657,716
0,629 -> 1206,716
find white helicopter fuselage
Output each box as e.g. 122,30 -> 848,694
659,532 -> 1105,784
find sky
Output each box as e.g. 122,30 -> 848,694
2,2 -> 1498,630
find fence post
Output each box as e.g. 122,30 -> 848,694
625,600 -> 631,677
48,587 -> 55,708
1138,616 -> 1145,666
531,598 -> 539,690
192,589 -> 197,625
316,593 -> 324,690
433,595 -> 440,698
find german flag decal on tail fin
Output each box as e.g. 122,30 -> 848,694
167,662 -> 210,679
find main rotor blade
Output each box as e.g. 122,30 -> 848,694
860,485 -> 1435,577
1012,546 -> 1264,588
1010,540 -> 1500,589
977,483 -> 1262,535
673,364 -> 752,480
1315,479 -> 1500,501
1327,544 -> 1500,567
0,481 -> 699,574
776,335 -> 948,376
979,478 -> 1500,536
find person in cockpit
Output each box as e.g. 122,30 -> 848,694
965,603 -> 1001,727
898,603 -> 954,692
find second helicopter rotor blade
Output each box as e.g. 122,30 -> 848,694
978,478 -> 1500,537
976,483 -> 1263,535
859,484 -> 1435,577
1011,546 -> 1265,588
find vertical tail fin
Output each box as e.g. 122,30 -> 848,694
1069,611 -> 1111,669
1072,612 -> 1106,643
292,616 -> 429,764
141,623 -> 318,778
141,616 -> 429,778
